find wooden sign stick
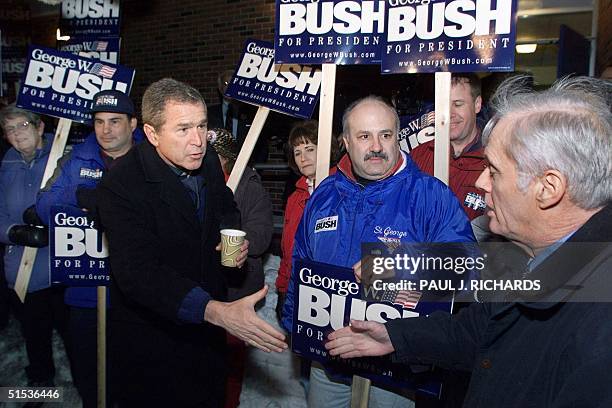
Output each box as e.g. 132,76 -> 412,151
315,63 -> 336,188
433,72 -> 451,185
14,117 -> 72,302
226,106 -> 270,192
97,286 -> 106,408
351,375 -> 372,408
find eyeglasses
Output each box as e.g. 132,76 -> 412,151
4,121 -> 32,136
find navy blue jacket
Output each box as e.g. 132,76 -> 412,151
386,205 -> 612,407
0,135 -> 53,293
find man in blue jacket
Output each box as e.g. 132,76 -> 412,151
282,96 -> 475,407
36,90 -> 143,408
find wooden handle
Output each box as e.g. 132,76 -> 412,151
14,118 -> 72,302
350,375 -> 372,408
97,286 -> 106,408
315,64 -> 337,188
226,106 -> 270,192
433,72 -> 451,186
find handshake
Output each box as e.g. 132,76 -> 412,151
8,205 -> 48,248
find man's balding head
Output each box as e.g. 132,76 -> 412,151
341,96 -> 401,181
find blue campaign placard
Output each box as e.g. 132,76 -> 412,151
59,36 -> 121,64
382,0 -> 517,73
274,0 -> 384,65
16,45 -> 134,123
50,205 -> 110,286
398,102 -> 435,152
225,39 -> 322,119
292,258 -> 452,395
60,0 -> 121,38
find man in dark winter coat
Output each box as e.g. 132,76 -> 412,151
325,76 -> 612,407
36,90 -> 142,408
96,78 -> 286,407
208,127 -> 273,301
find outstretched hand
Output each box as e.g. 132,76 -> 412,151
325,319 -> 395,359
205,285 -> 288,353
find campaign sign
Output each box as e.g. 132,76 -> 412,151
225,39 -> 322,119
382,0 -> 517,73
1,34 -> 28,83
50,205 -> 110,286
292,258 -> 451,394
60,0 -> 121,38
59,37 -> 121,64
1,4 -> 31,100
17,45 -> 134,123
398,102 -> 435,152
275,0 -> 384,64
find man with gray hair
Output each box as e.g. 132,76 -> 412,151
325,76 -> 612,407
96,78 -> 287,407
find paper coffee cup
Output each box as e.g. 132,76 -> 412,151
220,229 -> 246,267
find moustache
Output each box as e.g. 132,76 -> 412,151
364,151 -> 388,161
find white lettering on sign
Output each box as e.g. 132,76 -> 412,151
246,41 -> 276,59
62,0 -> 120,19
299,267 -> 360,297
31,48 -> 76,69
279,1 -> 386,35
54,227 -> 109,258
54,212 -> 108,258
76,51 -> 118,64
55,212 -> 95,228
23,49 -> 128,99
387,0 -> 513,42
294,266 -> 422,351
297,285 -> 418,329
2,60 -> 26,74
236,45 -> 322,96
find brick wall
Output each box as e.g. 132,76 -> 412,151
121,0 -> 276,111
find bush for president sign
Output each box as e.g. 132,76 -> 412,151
50,205 -> 110,286
382,0 -> 517,73
274,0 -> 517,73
60,0 -> 121,38
225,39 -> 322,119
292,259 -> 451,393
59,37 -> 121,65
275,0 -> 384,65
17,45 -> 134,123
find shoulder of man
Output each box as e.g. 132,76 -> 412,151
99,142 -> 144,190
409,140 -> 434,173
309,171 -> 343,202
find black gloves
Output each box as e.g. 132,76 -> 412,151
76,186 -> 102,230
8,225 -> 48,247
76,185 -> 97,210
12,205 -> 48,247
22,205 -> 45,226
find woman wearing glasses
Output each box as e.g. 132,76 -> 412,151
0,105 -> 70,388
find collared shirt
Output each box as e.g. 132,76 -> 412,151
165,164 -> 212,324
526,232 -> 576,274
168,165 -> 206,221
